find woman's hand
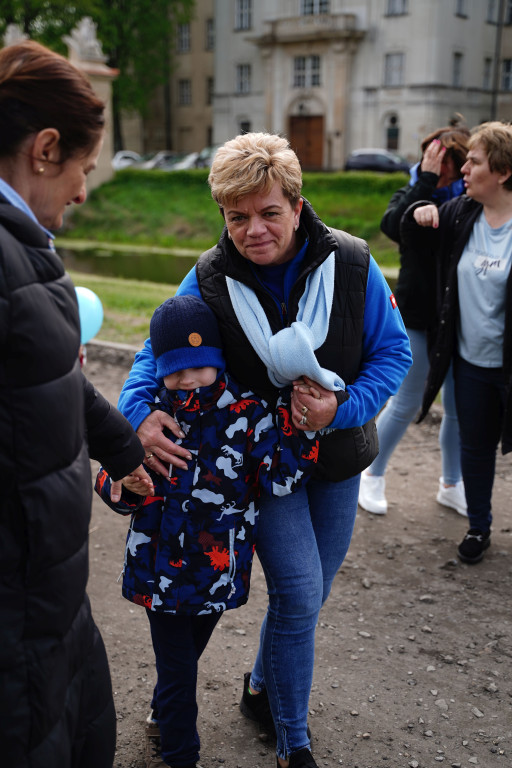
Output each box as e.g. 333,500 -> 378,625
421,139 -> 446,176
413,204 -> 439,229
291,376 -> 338,431
137,410 -> 192,476
110,465 -> 154,503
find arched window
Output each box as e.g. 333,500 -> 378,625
386,114 -> 399,150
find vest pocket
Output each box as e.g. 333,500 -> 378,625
314,418 -> 379,482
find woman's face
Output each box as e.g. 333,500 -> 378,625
460,143 -> 504,203
34,135 -> 103,230
223,181 -> 303,266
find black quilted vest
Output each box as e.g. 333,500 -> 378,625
196,198 -> 378,481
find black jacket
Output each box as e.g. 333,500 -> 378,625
196,198 -> 378,481
0,195 -> 144,767
401,194 -> 512,455
381,170 -> 444,330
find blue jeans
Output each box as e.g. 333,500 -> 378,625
453,355 -> 507,533
250,475 -> 359,759
369,328 -> 462,484
146,610 -> 220,767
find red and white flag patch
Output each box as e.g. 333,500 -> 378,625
389,293 -> 398,309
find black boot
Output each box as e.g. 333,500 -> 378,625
276,747 -> 318,768
239,671 -> 276,734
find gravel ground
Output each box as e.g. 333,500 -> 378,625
85,341 -> 512,768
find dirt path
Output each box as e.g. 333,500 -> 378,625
85,342 -> 512,768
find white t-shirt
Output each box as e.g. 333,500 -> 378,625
457,211 -> 512,367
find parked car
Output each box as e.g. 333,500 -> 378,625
344,148 -> 411,173
159,151 -> 200,171
137,150 -> 181,170
194,145 -> 221,168
111,150 -> 141,170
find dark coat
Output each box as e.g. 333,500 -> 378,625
0,195 -> 144,767
96,376 -> 318,615
381,170 -> 443,330
400,194 -> 512,455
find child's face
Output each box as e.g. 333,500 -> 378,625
163,366 -> 218,391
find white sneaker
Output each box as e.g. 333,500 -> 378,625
359,470 -> 388,515
436,477 -> 468,517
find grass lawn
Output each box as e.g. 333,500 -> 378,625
62,168 -> 404,268
70,271 -> 177,346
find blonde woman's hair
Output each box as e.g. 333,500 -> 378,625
208,132 -> 302,208
469,121 -> 512,191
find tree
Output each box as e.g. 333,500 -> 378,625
0,0 -> 196,150
0,1 -> 98,53
94,1 -> 195,151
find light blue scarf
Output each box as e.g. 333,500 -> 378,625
226,252 -> 345,391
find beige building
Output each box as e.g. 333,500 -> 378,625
133,0 -> 512,169
124,1 -> 214,155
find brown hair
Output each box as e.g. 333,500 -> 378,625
0,40 -> 105,162
208,132 -> 303,208
421,125 -> 470,173
469,121 -> 512,191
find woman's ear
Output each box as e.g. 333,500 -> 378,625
31,128 -> 61,171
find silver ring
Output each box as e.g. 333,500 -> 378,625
300,415 -> 307,425
145,452 -> 154,459
301,405 -> 308,415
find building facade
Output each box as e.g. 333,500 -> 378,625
137,0 -> 512,169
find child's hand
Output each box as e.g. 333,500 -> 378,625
111,465 -> 154,502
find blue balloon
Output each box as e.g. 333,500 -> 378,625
75,286 -> 104,344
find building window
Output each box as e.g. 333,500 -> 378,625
235,0 -> 252,30
206,77 -> 214,105
385,0 -> 407,15
502,59 -> 512,90
483,57 -> 493,90
384,53 -> 404,86
240,120 -> 251,134
487,0 -> 498,22
301,0 -> 330,14
452,52 -> 463,87
506,0 -> 512,24
177,23 -> 191,53
236,64 -> 251,94
455,0 -> 468,17
293,55 -> 321,87
178,79 -> 192,106
386,115 -> 399,150
206,18 -> 215,50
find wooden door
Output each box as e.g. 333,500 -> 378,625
289,115 -> 324,170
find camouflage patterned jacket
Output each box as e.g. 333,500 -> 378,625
95,372 -> 318,615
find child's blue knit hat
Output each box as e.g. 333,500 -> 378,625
150,295 -> 225,380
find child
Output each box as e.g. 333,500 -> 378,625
95,295 -> 318,768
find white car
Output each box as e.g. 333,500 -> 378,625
111,150 -> 141,170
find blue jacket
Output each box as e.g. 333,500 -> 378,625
96,374 -> 318,615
